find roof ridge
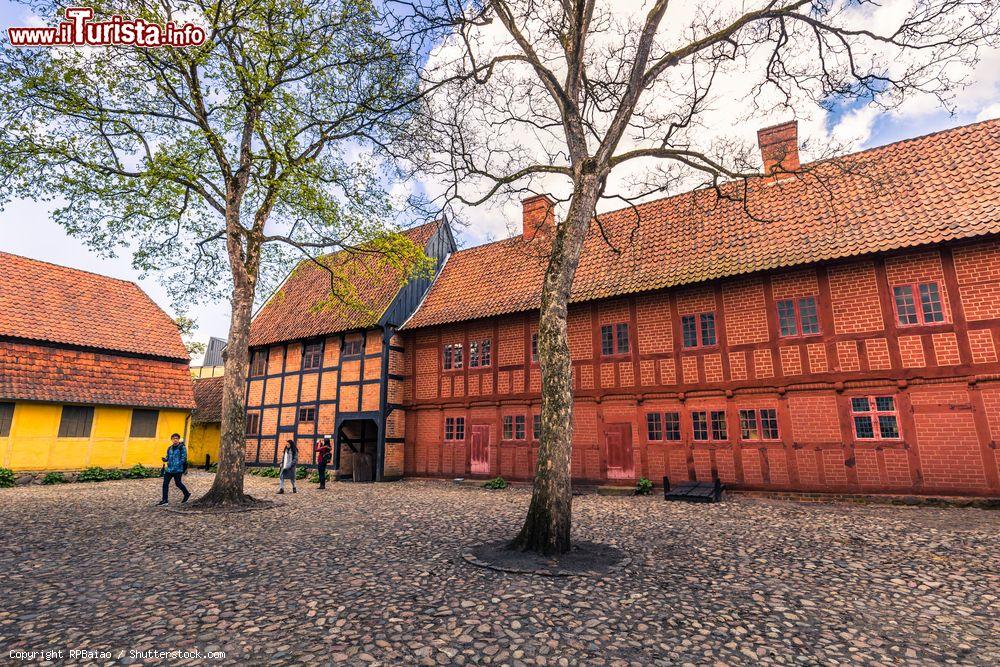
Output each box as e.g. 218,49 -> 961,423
0,251 -> 190,360
0,250 -> 143,288
444,116 -> 1000,257
405,117 -> 1000,330
591,116 -> 1000,224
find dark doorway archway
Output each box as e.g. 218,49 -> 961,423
335,418 -> 379,482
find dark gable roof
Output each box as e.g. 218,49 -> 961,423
0,252 -> 190,360
404,118 -> 1000,329
192,375 -> 224,423
249,222 -> 441,347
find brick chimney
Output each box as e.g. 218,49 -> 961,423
521,193 -> 556,240
757,120 -> 800,179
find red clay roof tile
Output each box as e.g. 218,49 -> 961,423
0,341 -> 196,409
0,252 -> 190,360
250,221 -> 441,347
192,375 -> 224,423
404,118 -> 1000,329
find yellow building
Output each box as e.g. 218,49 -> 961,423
189,375 -> 223,467
0,252 -> 196,473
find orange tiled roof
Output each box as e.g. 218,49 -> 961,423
404,118 -> 1000,329
0,252 -> 190,360
192,375 -> 224,423
250,221 -> 441,347
0,341 -> 196,409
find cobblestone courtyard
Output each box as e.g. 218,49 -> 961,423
1,475 -> 997,666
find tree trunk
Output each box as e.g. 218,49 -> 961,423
511,176 -> 601,555
194,280 -> 255,505
194,227 -> 258,506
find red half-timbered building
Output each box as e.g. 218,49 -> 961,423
244,221 -> 455,481
399,119 -> 1000,497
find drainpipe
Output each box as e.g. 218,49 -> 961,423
375,324 -> 394,482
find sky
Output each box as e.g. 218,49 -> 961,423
1,0 -> 999,363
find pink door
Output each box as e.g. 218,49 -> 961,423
470,425 -> 490,474
605,424 -> 634,480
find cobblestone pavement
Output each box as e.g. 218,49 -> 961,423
1,475 -> 997,666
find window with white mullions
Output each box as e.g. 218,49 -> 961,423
443,343 -> 464,370
851,396 -> 901,440
692,411 -> 709,441
700,314 -> 717,346
738,409 -> 759,440
664,412 -> 681,441
469,339 -> 491,368
739,408 -> 780,441
502,415 -> 527,441
710,410 -> 727,441
692,410 -> 727,441
646,413 -> 663,441
682,312 -> 716,348
777,296 -> 820,337
600,323 -> 629,356
918,283 -> 944,323
514,415 -> 526,440
893,282 -> 945,326
444,416 -> 465,441
302,342 -> 323,370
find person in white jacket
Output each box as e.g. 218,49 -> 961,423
278,439 -> 298,494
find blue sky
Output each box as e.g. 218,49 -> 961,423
2,1 -> 999,361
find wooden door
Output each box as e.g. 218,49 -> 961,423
470,425 -> 490,474
605,423 -> 634,480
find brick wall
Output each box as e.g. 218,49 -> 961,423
828,261 -> 884,334
400,241 -> 1000,496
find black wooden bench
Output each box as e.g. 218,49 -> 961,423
662,476 -> 724,503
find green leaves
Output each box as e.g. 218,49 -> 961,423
0,0 -> 427,309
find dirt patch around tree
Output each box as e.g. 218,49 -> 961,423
463,539 -> 631,577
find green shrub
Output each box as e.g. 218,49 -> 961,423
482,476 -> 508,490
126,464 -> 160,479
248,466 -> 280,478
207,463 -> 218,473
77,467 -> 123,483
636,477 -> 654,495
0,467 -> 16,488
309,471 -> 330,483
296,467 -> 309,480
42,472 -> 67,485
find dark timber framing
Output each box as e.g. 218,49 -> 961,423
245,221 -> 456,481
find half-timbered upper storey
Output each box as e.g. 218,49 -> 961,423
399,118 -> 1000,497
245,221 -> 455,481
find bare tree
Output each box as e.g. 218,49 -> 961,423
0,0 -> 431,506
395,0 -> 1000,553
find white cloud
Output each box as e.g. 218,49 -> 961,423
417,0 -> 1000,248
977,103 -> 1000,122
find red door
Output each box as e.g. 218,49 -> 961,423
470,425 -> 490,474
605,424 -> 634,480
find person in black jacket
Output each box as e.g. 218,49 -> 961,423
314,438 -> 332,489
